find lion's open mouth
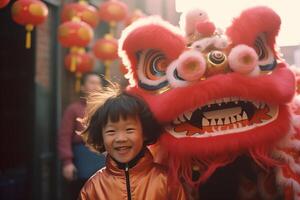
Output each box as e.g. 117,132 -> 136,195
166,97 -> 279,138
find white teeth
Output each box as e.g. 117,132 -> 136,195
216,99 -> 223,105
231,97 -> 238,102
224,117 -> 230,124
217,119 -> 223,125
202,118 -> 210,126
236,114 -> 242,121
173,118 -> 181,124
211,119 -> 216,125
242,111 -> 248,120
223,97 -> 230,102
178,114 -> 185,122
253,101 -> 260,108
184,111 -> 193,120
230,116 -> 236,123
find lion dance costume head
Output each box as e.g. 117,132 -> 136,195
119,6 -> 300,199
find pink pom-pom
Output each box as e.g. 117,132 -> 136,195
196,21 -> 216,37
177,50 -> 206,81
228,44 -> 258,74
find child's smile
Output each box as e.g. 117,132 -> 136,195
103,117 -> 144,163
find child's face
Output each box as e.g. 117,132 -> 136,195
102,116 -> 144,163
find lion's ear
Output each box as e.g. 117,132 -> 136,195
119,16 -> 186,87
226,6 -> 281,71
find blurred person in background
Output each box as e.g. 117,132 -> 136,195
57,72 -> 106,200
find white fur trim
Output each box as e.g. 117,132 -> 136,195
292,115 -> 300,128
276,168 -> 300,197
273,150 -> 300,174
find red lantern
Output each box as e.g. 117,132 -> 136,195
11,0 -> 48,48
61,1 -> 99,28
125,9 -> 145,26
93,34 -> 118,60
65,48 -> 94,73
65,49 -> 94,92
93,34 -> 118,79
98,0 -> 128,33
58,18 -> 94,48
0,0 -> 10,8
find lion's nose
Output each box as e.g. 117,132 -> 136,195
205,50 -> 228,77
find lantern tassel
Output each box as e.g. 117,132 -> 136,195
71,55 -> 77,72
75,73 -> 82,93
104,60 -> 112,80
109,21 -> 116,36
25,24 -> 34,49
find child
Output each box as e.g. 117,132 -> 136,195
78,85 -> 186,200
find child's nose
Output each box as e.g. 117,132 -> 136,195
115,132 -> 128,142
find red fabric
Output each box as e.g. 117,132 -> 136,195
226,6 -> 281,57
57,99 -> 86,166
128,64 -> 295,123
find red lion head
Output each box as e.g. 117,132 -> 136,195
119,6 -> 295,186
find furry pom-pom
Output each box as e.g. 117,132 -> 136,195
228,44 -> 258,74
176,50 -> 206,81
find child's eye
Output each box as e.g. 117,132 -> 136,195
126,128 -> 135,133
105,130 -> 116,135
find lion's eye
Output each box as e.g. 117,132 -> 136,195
137,49 -> 169,91
254,35 -> 277,71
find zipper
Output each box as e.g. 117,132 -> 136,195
125,164 -> 131,200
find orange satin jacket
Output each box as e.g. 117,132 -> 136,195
79,149 -> 186,200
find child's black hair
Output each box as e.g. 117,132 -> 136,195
82,91 -> 162,153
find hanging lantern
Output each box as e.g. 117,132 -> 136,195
98,0 -> 128,34
65,48 -> 94,73
61,1 -> 99,28
11,0 -> 48,49
0,0 -> 10,9
125,9 -> 145,26
58,18 -> 94,48
93,34 -> 118,79
65,49 -> 94,92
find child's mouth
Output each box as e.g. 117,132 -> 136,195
115,146 -> 132,153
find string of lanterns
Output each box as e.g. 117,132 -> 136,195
3,0 -> 145,92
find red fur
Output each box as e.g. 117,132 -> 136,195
226,6 -> 281,57
120,7 -> 296,188
128,64 -> 295,123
